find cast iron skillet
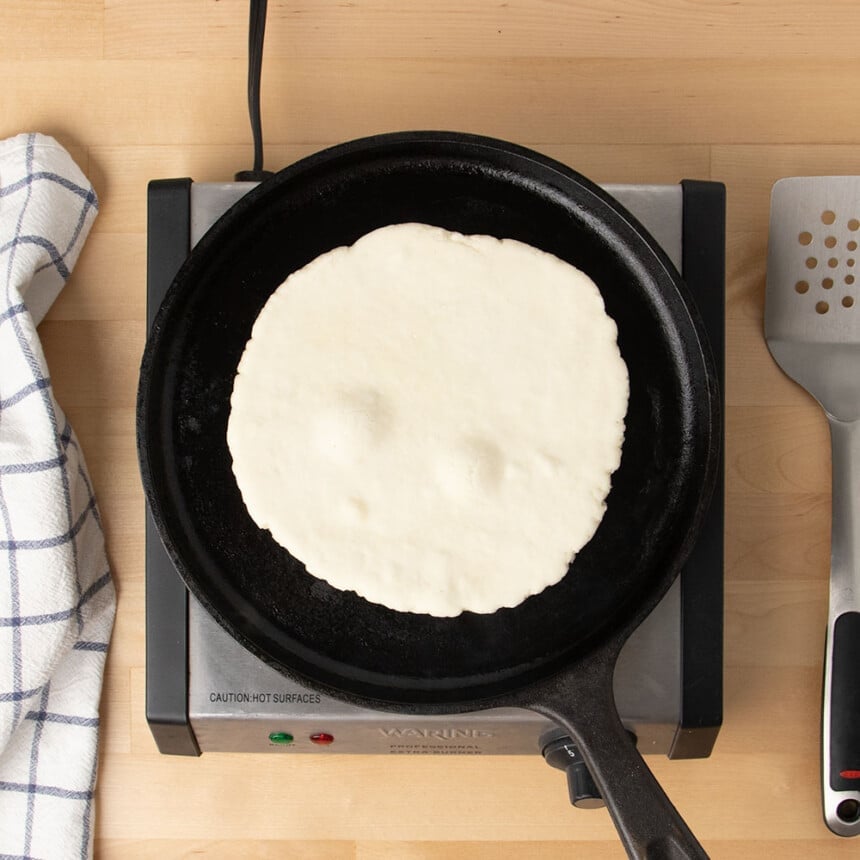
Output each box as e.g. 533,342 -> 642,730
138,131 -> 720,859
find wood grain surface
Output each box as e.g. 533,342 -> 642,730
3,1 -> 858,857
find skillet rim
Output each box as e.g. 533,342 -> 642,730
137,130 -> 721,711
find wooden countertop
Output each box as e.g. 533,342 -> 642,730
5,1 -> 860,857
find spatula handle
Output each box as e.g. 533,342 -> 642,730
823,417 -> 860,836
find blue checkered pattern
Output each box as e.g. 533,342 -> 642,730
0,134 -> 115,859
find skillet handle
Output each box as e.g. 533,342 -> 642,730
528,662 -> 708,860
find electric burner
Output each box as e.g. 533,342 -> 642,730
144,175 -> 724,802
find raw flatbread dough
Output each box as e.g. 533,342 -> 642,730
227,223 -> 628,616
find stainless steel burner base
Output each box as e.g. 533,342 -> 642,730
188,577 -> 680,754
145,178 -> 725,758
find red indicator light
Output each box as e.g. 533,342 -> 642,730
840,770 -> 860,779
310,732 -> 335,746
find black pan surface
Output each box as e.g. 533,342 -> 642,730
139,132 -> 721,857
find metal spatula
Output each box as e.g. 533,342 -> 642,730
766,177 -> 860,837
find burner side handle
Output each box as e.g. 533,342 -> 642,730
144,178 -> 200,756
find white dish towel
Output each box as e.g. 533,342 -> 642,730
0,133 -> 116,859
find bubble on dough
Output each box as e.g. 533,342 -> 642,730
312,388 -> 391,465
434,437 -> 506,500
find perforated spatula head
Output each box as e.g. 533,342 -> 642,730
766,177 -> 860,420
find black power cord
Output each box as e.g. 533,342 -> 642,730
236,0 -> 275,182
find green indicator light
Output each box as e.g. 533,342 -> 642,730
268,731 -> 294,745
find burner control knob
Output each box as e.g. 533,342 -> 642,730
542,736 -> 605,809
